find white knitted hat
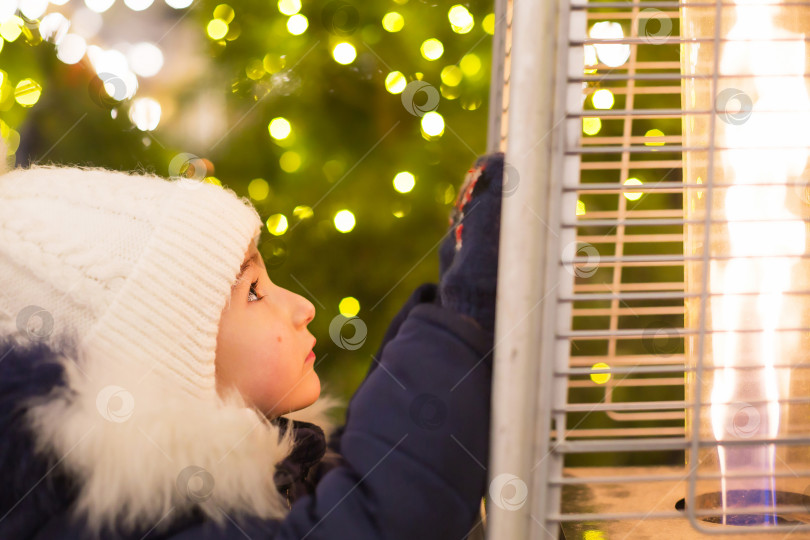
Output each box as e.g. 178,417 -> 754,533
0,165 -> 264,402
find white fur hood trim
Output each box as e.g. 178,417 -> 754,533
23,345 -> 343,536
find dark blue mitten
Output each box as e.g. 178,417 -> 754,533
438,153 -> 503,333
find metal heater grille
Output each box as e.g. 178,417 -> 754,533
485,0 -> 810,538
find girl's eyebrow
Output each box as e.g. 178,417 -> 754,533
234,253 -> 260,284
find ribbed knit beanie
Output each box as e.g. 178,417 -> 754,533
0,164 -> 264,402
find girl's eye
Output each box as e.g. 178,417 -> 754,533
248,279 -> 263,302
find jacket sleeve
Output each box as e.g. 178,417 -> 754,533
272,287 -> 494,540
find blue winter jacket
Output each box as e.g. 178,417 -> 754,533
0,282 -> 494,539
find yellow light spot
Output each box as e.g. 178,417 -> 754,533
263,53 -> 286,73
696,176 -> 703,200
213,4 -> 234,23
14,79 -> 41,107
332,42 -> 356,65
339,296 -> 360,317
482,13 -> 495,35
444,185 -> 455,204
460,95 -> 482,110
0,120 -> 20,155
592,88 -> 614,110
268,117 -> 291,140
582,117 -> 601,136
393,171 -> 415,193
459,53 -> 481,76
246,59 -> 264,80
279,151 -> 301,173
287,14 -> 308,35
277,0 -> 300,15
384,71 -> 407,94
421,111 -> 444,138
440,65 -> 462,87
381,11 -> 404,32
334,209 -> 355,233
248,178 -> 270,201
448,5 -> 474,34
584,530 -> 607,540
266,213 -> 288,236
0,16 -> 23,42
644,128 -> 665,146
293,205 -> 313,220
576,200 -> 586,216
420,38 -> 444,61
392,200 -> 411,218
623,178 -> 643,201
203,176 -> 222,186
590,362 -> 611,384
206,19 -> 229,40
440,84 -> 460,100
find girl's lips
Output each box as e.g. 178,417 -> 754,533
306,350 -> 316,362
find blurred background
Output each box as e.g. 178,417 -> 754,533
0,0 -> 495,418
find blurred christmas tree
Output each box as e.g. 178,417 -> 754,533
0,0 -> 495,415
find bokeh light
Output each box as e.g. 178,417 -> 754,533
482,13 -> 495,35
448,5 -> 474,34
644,128 -> 665,146
393,171 -> 415,193
124,0 -> 155,11
421,111 -> 444,138
14,79 -> 41,107
128,42 -> 164,77
293,205 -> 313,220
56,34 -> 87,64
590,362 -> 611,384
459,53 -> 481,76
287,14 -> 308,35
576,200 -> 586,216
40,13 -> 70,44
279,151 -> 301,172
85,0 -> 115,13
589,21 -> 630,67
384,71 -> 406,94
623,178 -> 643,201
266,213 -> 288,236
334,209 -> 355,233
582,117 -> 601,135
381,12 -> 404,32
207,19 -> 229,40
213,4 -> 235,23
440,65 -> 462,87
19,0 -> 48,19
339,296 -> 360,317
165,0 -> 193,8
248,178 -> 270,201
128,97 -> 161,131
268,117 -> 291,140
0,16 -> 23,41
332,42 -> 356,65
420,38 -> 443,61
591,88 -> 614,109
277,0 -> 300,16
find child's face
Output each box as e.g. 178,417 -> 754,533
215,241 -> 320,418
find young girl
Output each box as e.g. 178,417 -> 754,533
0,152 -> 503,539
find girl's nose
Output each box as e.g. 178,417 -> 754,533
294,294 -> 316,328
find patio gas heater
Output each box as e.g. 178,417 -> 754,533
484,0 -> 810,538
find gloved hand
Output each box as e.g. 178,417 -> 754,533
437,152 -> 503,334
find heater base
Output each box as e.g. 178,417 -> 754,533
560,466 -> 810,539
